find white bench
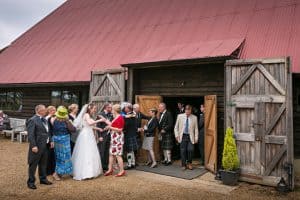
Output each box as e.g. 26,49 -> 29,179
2,118 -> 27,143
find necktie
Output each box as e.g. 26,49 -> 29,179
184,117 -> 189,134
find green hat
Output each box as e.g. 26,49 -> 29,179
55,106 -> 68,119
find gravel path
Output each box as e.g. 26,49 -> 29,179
0,139 -> 298,200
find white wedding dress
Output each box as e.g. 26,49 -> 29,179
72,113 -> 103,180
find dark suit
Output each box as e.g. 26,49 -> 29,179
96,111 -> 113,171
27,115 -> 51,185
159,110 -> 173,150
198,113 -> 205,164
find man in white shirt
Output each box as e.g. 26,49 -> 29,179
174,105 -> 199,170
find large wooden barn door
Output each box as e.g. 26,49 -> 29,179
135,95 -> 162,162
225,58 -> 293,189
90,69 -> 125,110
204,95 -> 217,173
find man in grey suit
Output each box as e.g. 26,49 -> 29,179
27,105 -> 53,189
174,105 -> 199,170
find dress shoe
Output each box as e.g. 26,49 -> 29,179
40,180 -> 52,185
104,170 -> 113,176
187,164 -> 193,170
115,170 -> 126,177
161,160 -> 167,165
124,165 -> 134,170
164,161 -> 172,166
28,184 -> 37,190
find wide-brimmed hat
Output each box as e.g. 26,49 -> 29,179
55,106 -> 68,119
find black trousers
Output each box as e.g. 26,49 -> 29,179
46,144 -> 56,175
27,147 -> 48,185
180,134 -> 194,166
198,131 -> 205,164
98,133 -> 111,170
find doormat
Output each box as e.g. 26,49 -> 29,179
135,164 -> 207,180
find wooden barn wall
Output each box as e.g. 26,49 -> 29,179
293,75 -> 300,158
133,63 -> 225,166
0,85 -> 89,119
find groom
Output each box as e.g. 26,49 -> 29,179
27,105 -> 53,189
96,103 -> 113,171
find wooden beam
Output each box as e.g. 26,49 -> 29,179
264,145 -> 287,176
91,95 -> 121,102
265,103 -> 286,135
265,136 -> 286,145
257,64 -> 286,95
93,75 -> 107,96
92,68 -> 124,75
231,95 -> 285,103
235,133 -> 255,142
285,56 -> 294,189
226,58 -> 286,66
127,68 -> 134,103
106,73 -> 122,97
231,64 -> 257,95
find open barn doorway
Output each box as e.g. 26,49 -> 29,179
163,96 -> 204,161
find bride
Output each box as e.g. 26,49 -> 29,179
72,103 -> 104,180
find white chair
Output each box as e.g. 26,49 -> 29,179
3,118 -> 27,142
19,131 -> 28,143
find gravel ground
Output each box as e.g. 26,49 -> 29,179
0,139 -> 299,200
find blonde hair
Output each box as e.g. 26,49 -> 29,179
68,104 -> 78,112
46,106 -> 56,115
112,104 -> 121,114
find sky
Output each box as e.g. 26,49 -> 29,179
0,0 -> 66,49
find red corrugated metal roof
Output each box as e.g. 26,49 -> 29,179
0,0 -> 300,84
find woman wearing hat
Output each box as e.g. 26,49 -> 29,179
142,108 -> 159,168
50,106 -> 75,181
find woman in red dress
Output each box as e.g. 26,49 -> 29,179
102,104 -> 126,177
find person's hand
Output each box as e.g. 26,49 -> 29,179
32,146 -> 38,153
50,142 -> 54,149
176,137 -> 180,143
99,137 -> 103,142
161,129 -> 166,133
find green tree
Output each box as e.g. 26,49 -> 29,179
222,127 -> 240,171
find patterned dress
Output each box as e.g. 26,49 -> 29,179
109,115 -> 125,156
52,120 -> 73,175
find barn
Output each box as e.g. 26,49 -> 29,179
0,0 -> 300,189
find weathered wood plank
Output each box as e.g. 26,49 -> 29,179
265,103 -> 286,135
285,57 -> 294,189
235,133 -> 255,142
264,145 -> 287,176
232,64 -> 257,95
231,95 -> 285,103
226,58 -> 286,66
265,136 -> 287,145
257,64 -> 285,95
91,96 -> 121,102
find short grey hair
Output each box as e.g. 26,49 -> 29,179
35,104 -> 46,113
159,102 -> 166,109
133,104 -> 139,109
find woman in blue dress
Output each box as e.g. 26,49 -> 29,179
50,106 -> 75,181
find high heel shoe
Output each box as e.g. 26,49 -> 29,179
150,163 -> 157,168
104,170 -> 113,176
115,170 -> 126,177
